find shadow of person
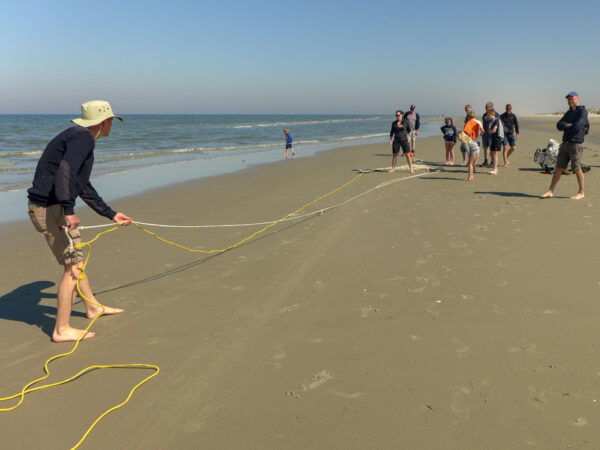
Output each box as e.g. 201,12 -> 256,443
0,280 -> 86,338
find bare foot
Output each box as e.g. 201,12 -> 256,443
53,327 -> 95,343
87,305 -> 124,319
488,170 -> 498,175
410,169 -> 414,173
570,193 -> 585,200
540,191 -> 554,198
461,162 -> 467,167
504,161 -> 510,167
466,177 -> 473,181
388,169 -> 395,173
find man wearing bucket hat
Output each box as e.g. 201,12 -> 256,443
27,100 -> 132,342
541,92 -> 589,200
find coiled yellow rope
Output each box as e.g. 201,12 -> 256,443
0,172 -> 366,449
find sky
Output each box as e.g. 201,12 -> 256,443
1,0 -> 599,115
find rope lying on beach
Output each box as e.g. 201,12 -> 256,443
79,169 -> 434,231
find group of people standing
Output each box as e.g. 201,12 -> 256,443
390,92 -> 590,198
437,102 -> 520,177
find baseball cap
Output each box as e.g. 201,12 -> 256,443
410,104 -> 416,109
565,91 -> 579,98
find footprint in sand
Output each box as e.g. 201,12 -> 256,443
361,305 -> 380,318
527,386 -> 547,410
270,353 -> 286,370
287,370 -> 334,399
451,337 -> 470,358
508,339 -> 538,354
280,304 -> 300,314
574,417 -> 588,426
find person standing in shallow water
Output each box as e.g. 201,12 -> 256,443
283,129 -> 295,159
27,100 -> 132,343
541,92 -> 589,200
389,110 -> 413,173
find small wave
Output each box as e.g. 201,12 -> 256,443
0,150 -> 43,158
231,116 -> 387,129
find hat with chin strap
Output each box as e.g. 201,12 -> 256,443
71,100 -> 124,127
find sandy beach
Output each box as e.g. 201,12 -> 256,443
1,116 -> 600,449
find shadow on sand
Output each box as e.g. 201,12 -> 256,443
0,280 -> 85,338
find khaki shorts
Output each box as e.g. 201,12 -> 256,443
28,201 -> 83,265
556,142 -> 584,172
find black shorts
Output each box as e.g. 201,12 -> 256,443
490,136 -> 502,151
393,140 -> 411,155
286,143 -> 292,149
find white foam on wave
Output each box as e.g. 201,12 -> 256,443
231,116 -> 387,129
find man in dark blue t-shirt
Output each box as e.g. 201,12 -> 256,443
541,92 -> 589,200
27,100 -> 132,342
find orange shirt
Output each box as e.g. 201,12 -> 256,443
464,119 -> 483,141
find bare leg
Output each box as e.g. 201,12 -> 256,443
449,144 -> 455,164
506,146 -> 515,166
53,264 -> 96,343
405,153 -> 414,173
503,145 -> 509,166
461,150 -> 467,166
489,151 -> 498,174
466,153 -> 478,180
571,169 -> 584,199
291,147 -> 295,159
389,154 -> 398,173
75,269 -> 124,319
541,168 -> 563,198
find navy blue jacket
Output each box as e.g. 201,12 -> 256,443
27,126 -> 116,218
557,106 -> 588,143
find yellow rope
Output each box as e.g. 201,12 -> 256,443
0,172 -> 364,449
132,172 -> 365,253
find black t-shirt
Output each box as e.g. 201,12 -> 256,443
390,119 -> 409,142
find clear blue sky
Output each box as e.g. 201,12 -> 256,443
1,0 -> 599,115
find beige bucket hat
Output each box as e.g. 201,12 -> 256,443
71,100 -> 124,127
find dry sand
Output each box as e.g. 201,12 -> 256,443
1,116 -> 600,449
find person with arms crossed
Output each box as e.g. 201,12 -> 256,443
541,92 -> 589,200
27,100 -> 132,342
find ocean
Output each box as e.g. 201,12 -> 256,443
0,114 -> 439,223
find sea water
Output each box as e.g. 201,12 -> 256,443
0,114 -> 439,223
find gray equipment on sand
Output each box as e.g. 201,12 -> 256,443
533,139 -> 561,172
533,139 -> 591,173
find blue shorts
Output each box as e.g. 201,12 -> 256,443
482,134 -> 491,148
503,133 -> 516,147
468,142 -> 480,155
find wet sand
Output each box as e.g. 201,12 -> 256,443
1,116 -> 600,449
